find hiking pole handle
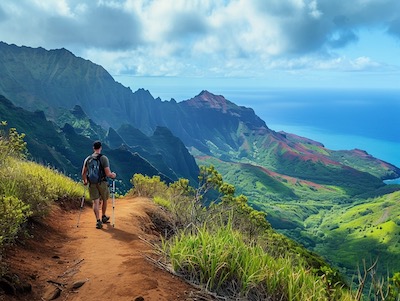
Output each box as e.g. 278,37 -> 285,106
108,178 -> 116,192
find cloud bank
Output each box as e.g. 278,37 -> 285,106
0,0 -> 399,78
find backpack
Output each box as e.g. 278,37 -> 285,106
86,154 -> 105,184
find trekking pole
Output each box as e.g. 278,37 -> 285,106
77,185 -> 86,227
111,179 -> 116,228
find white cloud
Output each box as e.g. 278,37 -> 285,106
0,0 -> 399,81
350,56 -> 381,70
308,0 -> 322,19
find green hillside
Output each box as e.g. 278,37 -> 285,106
309,191 -> 400,279
196,154 -> 400,288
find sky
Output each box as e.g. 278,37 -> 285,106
0,0 -> 399,99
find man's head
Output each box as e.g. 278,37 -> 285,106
93,140 -> 102,150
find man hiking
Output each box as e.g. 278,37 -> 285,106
81,141 -> 117,229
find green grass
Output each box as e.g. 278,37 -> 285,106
0,157 -> 84,215
163,223 -> 354,300
0,156 -> 85,252
305,191 -> 400,286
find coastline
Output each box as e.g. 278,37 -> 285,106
112,78 -> 400,168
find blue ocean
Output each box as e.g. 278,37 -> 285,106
225,88 -> 400,169
115,76 -> 400,169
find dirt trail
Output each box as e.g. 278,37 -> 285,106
2,197 -> 214,301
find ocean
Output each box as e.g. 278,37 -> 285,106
227,88 -> 400,169
114,76 -> 400,169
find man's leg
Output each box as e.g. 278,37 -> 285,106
102,199 -> 108,217
101,199 -> 109,223
99,182 -> 110,223
93,198 -> 103,228
93,198 -> 101,220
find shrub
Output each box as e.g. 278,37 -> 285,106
153,196 -> 171,209
0,121 -> 27,163
129,174 -> 168,198
0,196 -> 31,249
165,178 -> 197,229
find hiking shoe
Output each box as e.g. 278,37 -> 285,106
96,220 -> 103,229
102,215 -> 110,223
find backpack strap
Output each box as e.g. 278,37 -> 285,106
97,154 -> 107,182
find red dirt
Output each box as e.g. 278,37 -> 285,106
1,197 -> 215,301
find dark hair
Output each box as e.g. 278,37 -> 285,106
93,141 -> 102,150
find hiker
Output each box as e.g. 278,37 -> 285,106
81,141 -> 117,229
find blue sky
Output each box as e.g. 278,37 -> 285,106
0,0 -> 399,98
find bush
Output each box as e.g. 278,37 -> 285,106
0,196 -> 31,249
153,196 -> 171,209
0,121 -> 27,164
129,174 -> 168,198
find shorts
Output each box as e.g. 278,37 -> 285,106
89,181 -> 110,201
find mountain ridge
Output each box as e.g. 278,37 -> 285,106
0,41 -> 398,188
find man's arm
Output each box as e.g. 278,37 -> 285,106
104,166 -> 116,179
102,156 -> 116,179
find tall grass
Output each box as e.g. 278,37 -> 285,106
164,222 -> 354,300
0,157 -> 85,252
0,157 -> 84,216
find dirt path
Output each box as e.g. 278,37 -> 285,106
1,197 -> 214,301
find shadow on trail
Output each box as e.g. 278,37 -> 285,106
103,223 -> 139,243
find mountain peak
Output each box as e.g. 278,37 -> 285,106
198,90 -> 215,97
186,90 -> 233,112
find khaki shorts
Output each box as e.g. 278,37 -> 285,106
89,181 -> 110,201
